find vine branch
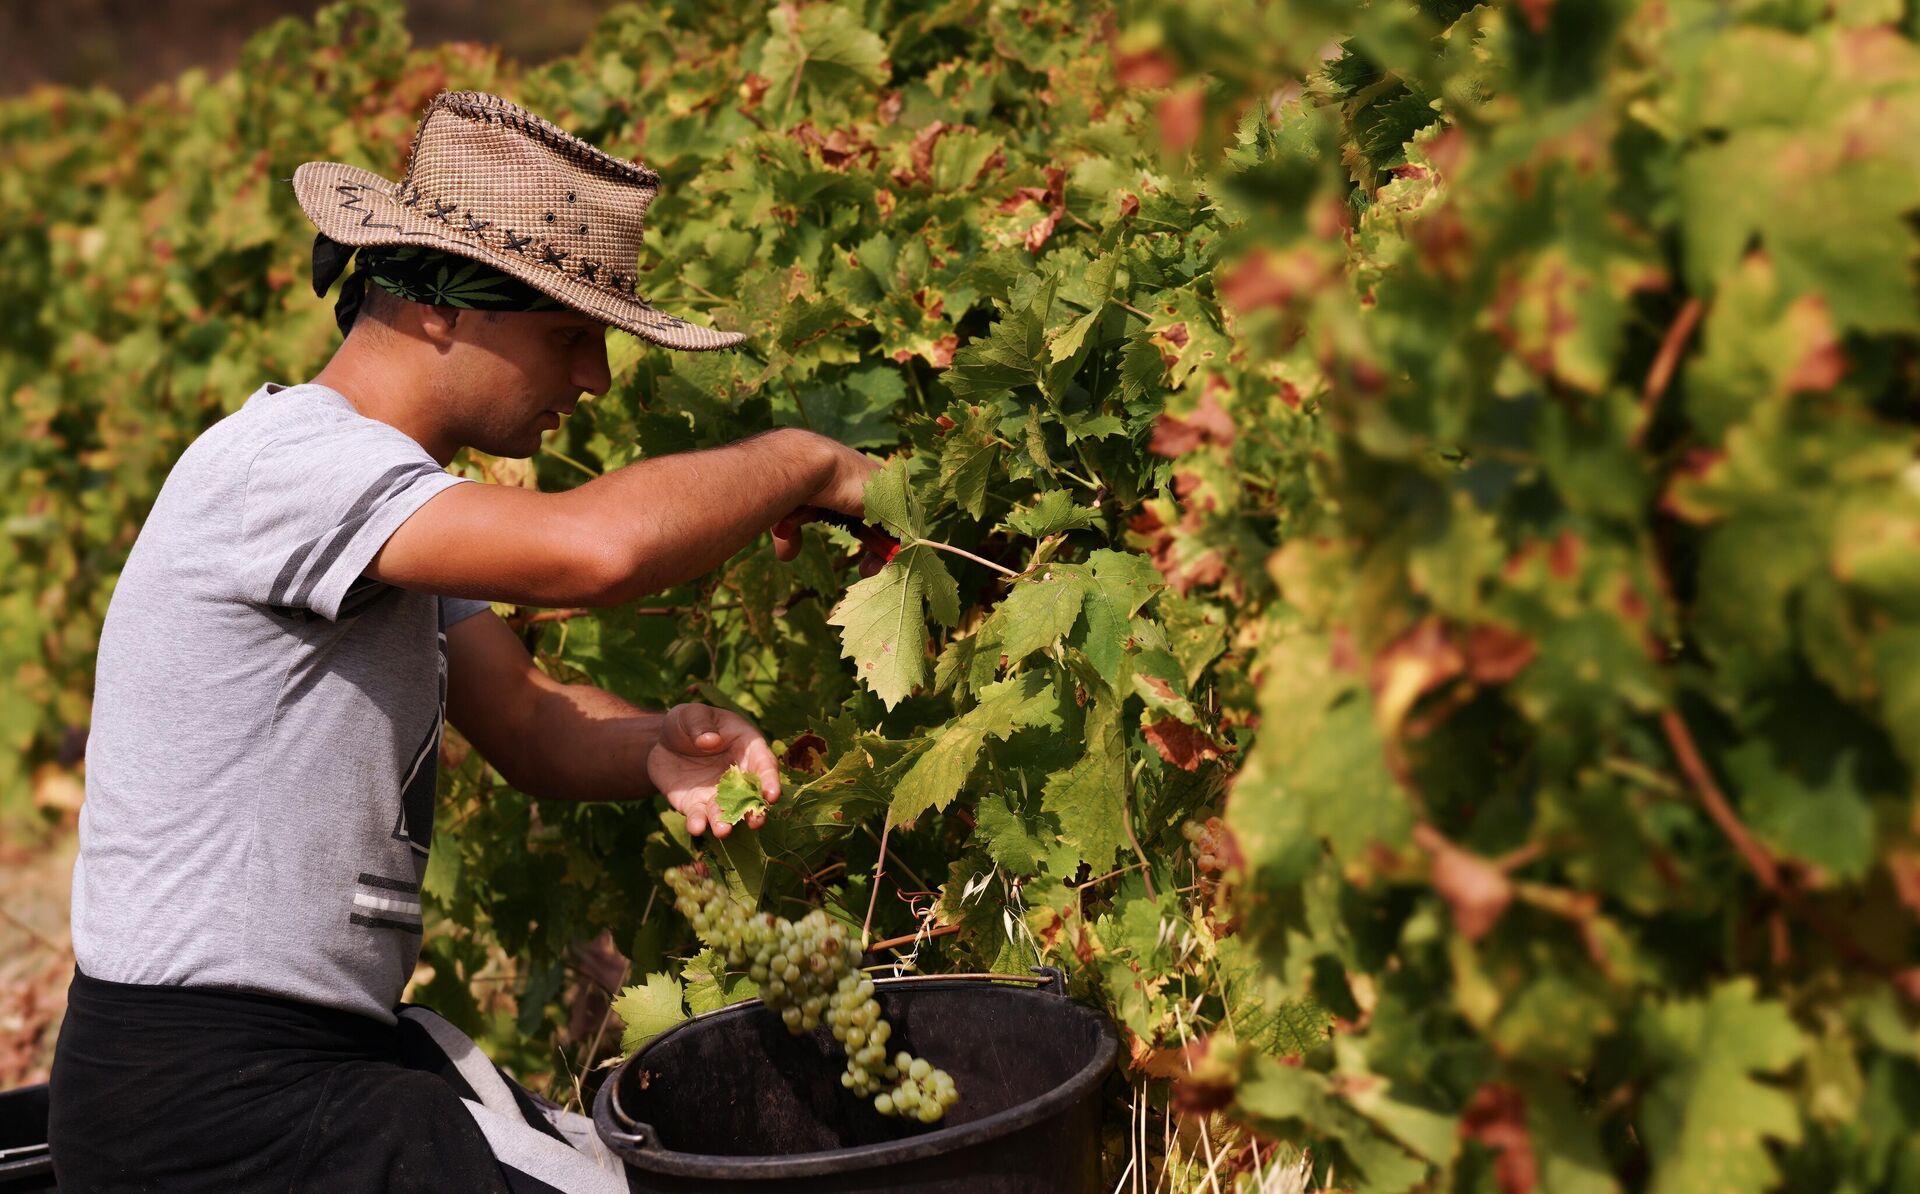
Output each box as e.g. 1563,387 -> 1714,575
1659,708 -> 1781,891
908,536 -> 1021,579
1633,296 -> 1704,447
864,923 -> 961,954
861,816 -> 892,951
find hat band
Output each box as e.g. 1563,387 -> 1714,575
391,180 -> 642,297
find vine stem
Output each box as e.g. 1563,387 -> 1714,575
509,602 -> 739,629
864,922 -> 961,954
1120,776 -> 1158,902
1659,708 -> 1781,891
861,816 -> 892,951
1633,296 -> 1705,447
908,537 -> 1021,578
540,444 -> 600,480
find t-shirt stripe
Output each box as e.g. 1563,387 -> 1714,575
266,461 -> 440,606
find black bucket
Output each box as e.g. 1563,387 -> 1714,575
593,967 -> 1118,1193
0,1084 -> 54,1193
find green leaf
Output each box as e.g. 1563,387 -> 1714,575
1049,250 -> 1121,363
713,765 -> 767,824
1078,549 -> 1164,684
946,306 -> 1044,399
1005,490 -> 1097,538
937,406 -> 998,520
828,544 -> 958,709
973,791 -> 1059,874
1233,1054 -> 1428,1194
862,454 -> 927,540
1638,979 -> 1807,1194
761,4 -> 889,110
1233,632 -> 1409,864
681,948 -> 759,1016
783,366 -> 902,448
1041,688 -> 1127,867
1722,742 -> 1874,882
890,671 -> 1061,823
613,972 -> 686,1055
997,566 -> 1092,664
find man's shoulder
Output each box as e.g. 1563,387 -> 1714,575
188,383 -> 346,454
202,383 -> 434,476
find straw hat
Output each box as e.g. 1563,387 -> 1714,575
291,89 -> 743,352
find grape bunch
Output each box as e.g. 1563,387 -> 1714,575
665,864 -> 960,1123
1181,816 -> 1230,875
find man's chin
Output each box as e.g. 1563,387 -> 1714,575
462,437 -> 537,461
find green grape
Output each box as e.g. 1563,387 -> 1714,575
666,863 -> 959,1122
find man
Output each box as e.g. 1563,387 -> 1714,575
48,90 -> 879,1192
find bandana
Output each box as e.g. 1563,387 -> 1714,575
311,233 -> 562,336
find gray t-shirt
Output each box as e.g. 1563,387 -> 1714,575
72,381 -> 494,1024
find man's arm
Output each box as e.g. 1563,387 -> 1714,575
445,610 -> 776,834
367,427 -> 875,608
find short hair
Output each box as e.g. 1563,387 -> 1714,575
357,281 -> 407,326
351,284 -> 507,336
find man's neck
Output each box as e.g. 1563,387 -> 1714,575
310,356 -> 459,468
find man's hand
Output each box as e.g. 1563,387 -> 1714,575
772,439 -> 882,563
648,703 -> 781,837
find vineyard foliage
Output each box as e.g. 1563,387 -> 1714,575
5,0 -> 1920,1188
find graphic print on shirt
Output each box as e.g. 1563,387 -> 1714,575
391,621 -> 448,856
349,871 -> 423,935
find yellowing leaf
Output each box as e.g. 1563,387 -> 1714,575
713,765 -> 767,824
613,972 -> 686,1055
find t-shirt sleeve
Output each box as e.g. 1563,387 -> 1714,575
441,597 -> 495,630
237,417 -> 475,622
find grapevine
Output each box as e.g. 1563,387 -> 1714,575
663,864 -> 958,1124
9,0 -> 1920,1187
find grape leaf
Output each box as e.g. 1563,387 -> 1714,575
890,671 -> 1062,823
613,972 -> 686,1054
781,366 -> 903,448
973,792 -> 1060,875
1006,490 -> 1097,538
862,454 -> 927,541
1233,1054 -> 1428,1194
1722,742 -> 1873,882
828,544 -> 959,709
1049,250 -> 1121,363
1041,689 -> 1127,867
761,3 -> 889,110
937,405 -> 998,519
945,304 -> 1048,400
1078,549 -> 1164,684
713,765 -> 767,824
997,566 -> 1093,664
682,948 -> 760,1016
1637,979 -> 1807,1194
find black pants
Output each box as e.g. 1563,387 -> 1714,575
49,968 -> 537,1193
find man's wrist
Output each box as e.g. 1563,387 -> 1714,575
771,427 -> 837,495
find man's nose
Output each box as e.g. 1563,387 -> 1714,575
575,340 -> 611,397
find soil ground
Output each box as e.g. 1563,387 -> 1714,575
0,824 -> 76,1089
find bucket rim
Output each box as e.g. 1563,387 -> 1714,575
593,974 -> 1119,1180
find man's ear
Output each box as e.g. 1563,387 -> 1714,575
417,303 -> 465,348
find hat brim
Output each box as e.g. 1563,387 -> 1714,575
291,161 -> 744,352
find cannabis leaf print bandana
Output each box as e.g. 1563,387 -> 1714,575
314,234 -> 560,336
